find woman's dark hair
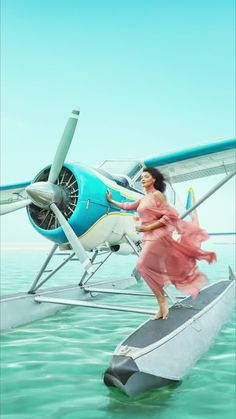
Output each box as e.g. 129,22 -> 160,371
142,167 -> 166,193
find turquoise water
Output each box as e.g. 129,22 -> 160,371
1,237 -> 235,419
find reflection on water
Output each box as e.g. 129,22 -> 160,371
0,238 -> 235,418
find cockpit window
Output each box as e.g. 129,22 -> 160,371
97,160 -> 143,178
132,176 -> 143,192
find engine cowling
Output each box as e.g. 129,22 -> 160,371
27,163 -> 110,244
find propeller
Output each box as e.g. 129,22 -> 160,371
50,203 -> 92,271
48,109 -> 80,184
2,108 -> 93,273
0,199 -> 31,216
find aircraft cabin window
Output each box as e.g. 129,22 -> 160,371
97,160 -> 143,179
96,160 -> 145,193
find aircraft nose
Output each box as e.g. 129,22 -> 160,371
26,182 -> 63,209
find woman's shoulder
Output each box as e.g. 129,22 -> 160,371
152,190 -> 165,204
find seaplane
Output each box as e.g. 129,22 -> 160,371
1,108 -> 235,396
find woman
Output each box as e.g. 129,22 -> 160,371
106,167 -> 216,320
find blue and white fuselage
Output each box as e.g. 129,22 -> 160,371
27,162 -> 142,252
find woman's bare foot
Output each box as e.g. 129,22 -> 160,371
150,308 -> 169,320
161,301 -> 169,319
162,308 -> 169,320
151,289 -> 169,320
150,311 -> 163,320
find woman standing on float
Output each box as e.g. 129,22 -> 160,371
106,168 -> 216,320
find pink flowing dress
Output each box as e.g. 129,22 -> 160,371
121,192 -> 216,299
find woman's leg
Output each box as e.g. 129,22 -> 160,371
151,289 -> 169,320
136,240 -> 169,319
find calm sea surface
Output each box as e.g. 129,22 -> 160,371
1,237 -> 235,419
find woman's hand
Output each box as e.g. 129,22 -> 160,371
106,190 -> 112,202
136,224 -> 150,232
137,221 -> 164,232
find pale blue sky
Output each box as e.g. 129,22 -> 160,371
1,0 -> 235,245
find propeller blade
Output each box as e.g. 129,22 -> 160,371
48,108 -> 80,184
50,203 -> 92,272
0,199 -> 31,216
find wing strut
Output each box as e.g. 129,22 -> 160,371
180,170 -> 236,220
34,295 -> 156,315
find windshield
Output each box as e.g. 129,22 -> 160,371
98,160 -> 143,178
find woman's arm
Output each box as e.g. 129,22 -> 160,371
137,219 -> 165,232
106,190 -> 125,209
106,190 -> 140,210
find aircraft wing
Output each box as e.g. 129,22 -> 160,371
144,138 -> 236,183
0,181 -> 31,205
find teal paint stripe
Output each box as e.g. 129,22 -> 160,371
144,138 -> 236,167
185,191 -> 192,210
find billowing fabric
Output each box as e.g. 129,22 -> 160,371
122,193 -> 216,298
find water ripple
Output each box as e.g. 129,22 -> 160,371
1,242 -> 235,418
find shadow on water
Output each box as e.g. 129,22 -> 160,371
104,382 -> 182,419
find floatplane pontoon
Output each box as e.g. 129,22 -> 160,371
1,109 -> 235,396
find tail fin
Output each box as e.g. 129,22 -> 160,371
185,187 -> 199,224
